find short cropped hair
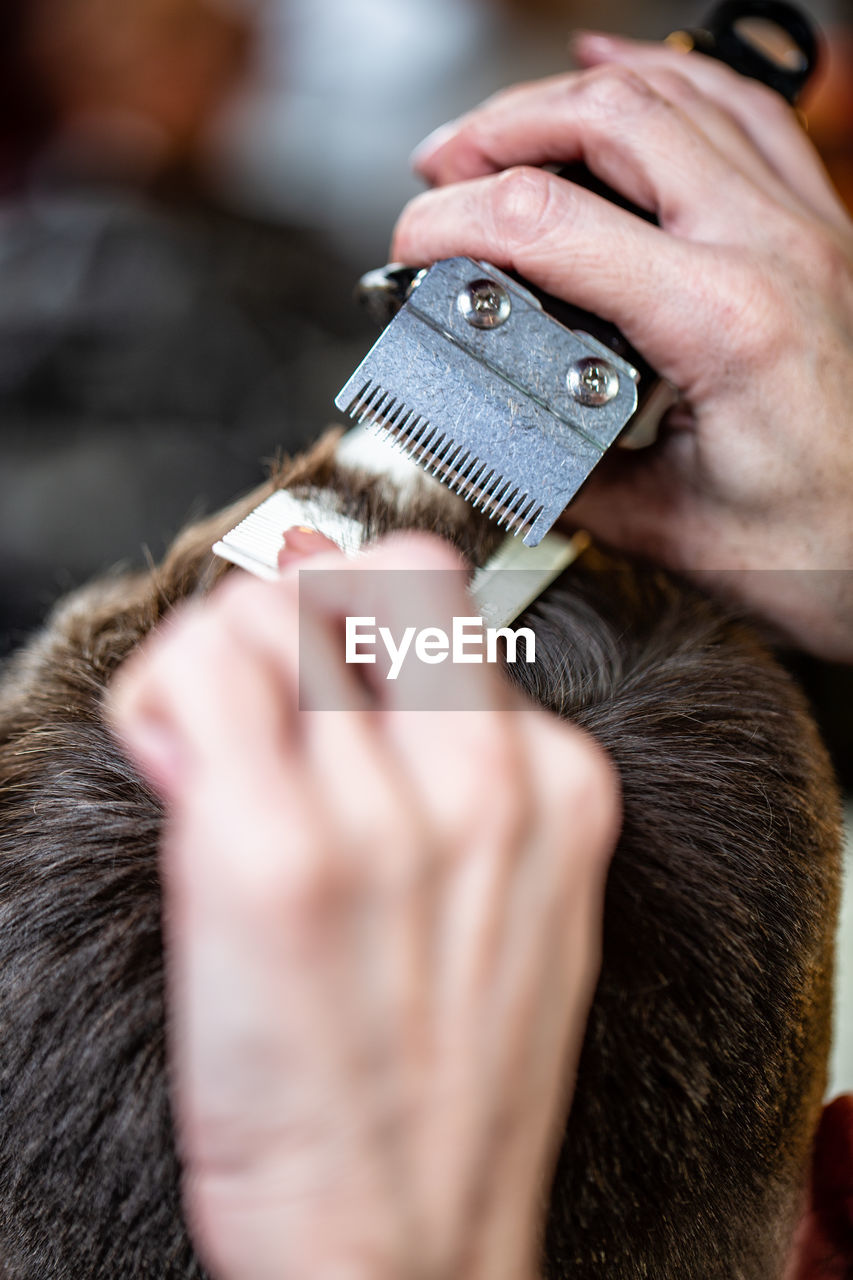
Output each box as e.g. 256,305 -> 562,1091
0,434 -> 842,1279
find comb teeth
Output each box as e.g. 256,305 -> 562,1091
342,380 -> 544,536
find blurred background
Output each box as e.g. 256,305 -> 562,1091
0,0 -> 851,1086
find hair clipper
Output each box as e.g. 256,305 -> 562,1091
334,1 -> 820,546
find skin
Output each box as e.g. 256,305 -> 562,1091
393,33 -> 853,662
110,529 -> 619,1280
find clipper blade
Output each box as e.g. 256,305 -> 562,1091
342,377 -> 543,536
335,258 -> 639,546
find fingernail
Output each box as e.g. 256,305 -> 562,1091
278,526 -> 341,572
409,120 -> 458,172
282,526 -> 337,551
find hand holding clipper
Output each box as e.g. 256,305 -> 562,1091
383,5 -> 853,659
339,2 -> 822,546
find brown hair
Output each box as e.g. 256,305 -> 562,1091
0,434 -> 842,1278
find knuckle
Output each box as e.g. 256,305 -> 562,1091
543,726 -> 620,862
697,56 -> 786,122
582,745 -> 621,855
741,276 -> 787,358
215,572 -> 288,626
154,608 -> 228,682
151,599 -> 204,654
367,531 -> 465,574
273,843 -> 350,924
246,586 -> 295,638
213,569 -> 263,611
182,796 -> 347,928
438,717 -> 529,849
743,76 -> 794,126
488,775 -> 534,859
476,729 -> 530,824
213,576 -> 299,657
465,714 -> 523,789
706,252 -> 789,366
351,788 -> 413,862
792,226 -> 851,299
646,67 -> 699,108
575,63 -> 658,119
486,165 -> 563,254
454,789 -> 532,871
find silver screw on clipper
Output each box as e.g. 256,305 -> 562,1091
567,357 -> 620,407
458,279 -> 512,329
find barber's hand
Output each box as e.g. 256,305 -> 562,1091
109,532 -> 618,1280
393,35 -> 853,660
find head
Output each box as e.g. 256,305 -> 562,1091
0,432 -> 842,1279
0,0 -> 253,191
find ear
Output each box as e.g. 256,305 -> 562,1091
785,1094 -> 853,1279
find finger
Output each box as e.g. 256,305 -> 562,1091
218,553 -> 433,875
350,537 -> 533,927
485,711 -> 617,1043
213,535 -> 505,862
634,66 -> 804,210
227,584 -> 432,1109
215,568 -> 372,716
226,577 -> 423,854
163,769 -> 360,1212
277,525 -> 343,572
392,168 -> 713,390
108,602 -> 301,806
142,597 -> 396,1184
301,532 -> 525,848
421,715 -> 618,1256
572,32 -> 851,231
492,710 -> 618,1088
412,64 -> 768,238
222,544 -> 474,1172
414,63 -> 805,227
485,715 -> 617,1149
297,532 -> 506,709
289,533 -> 524,1069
